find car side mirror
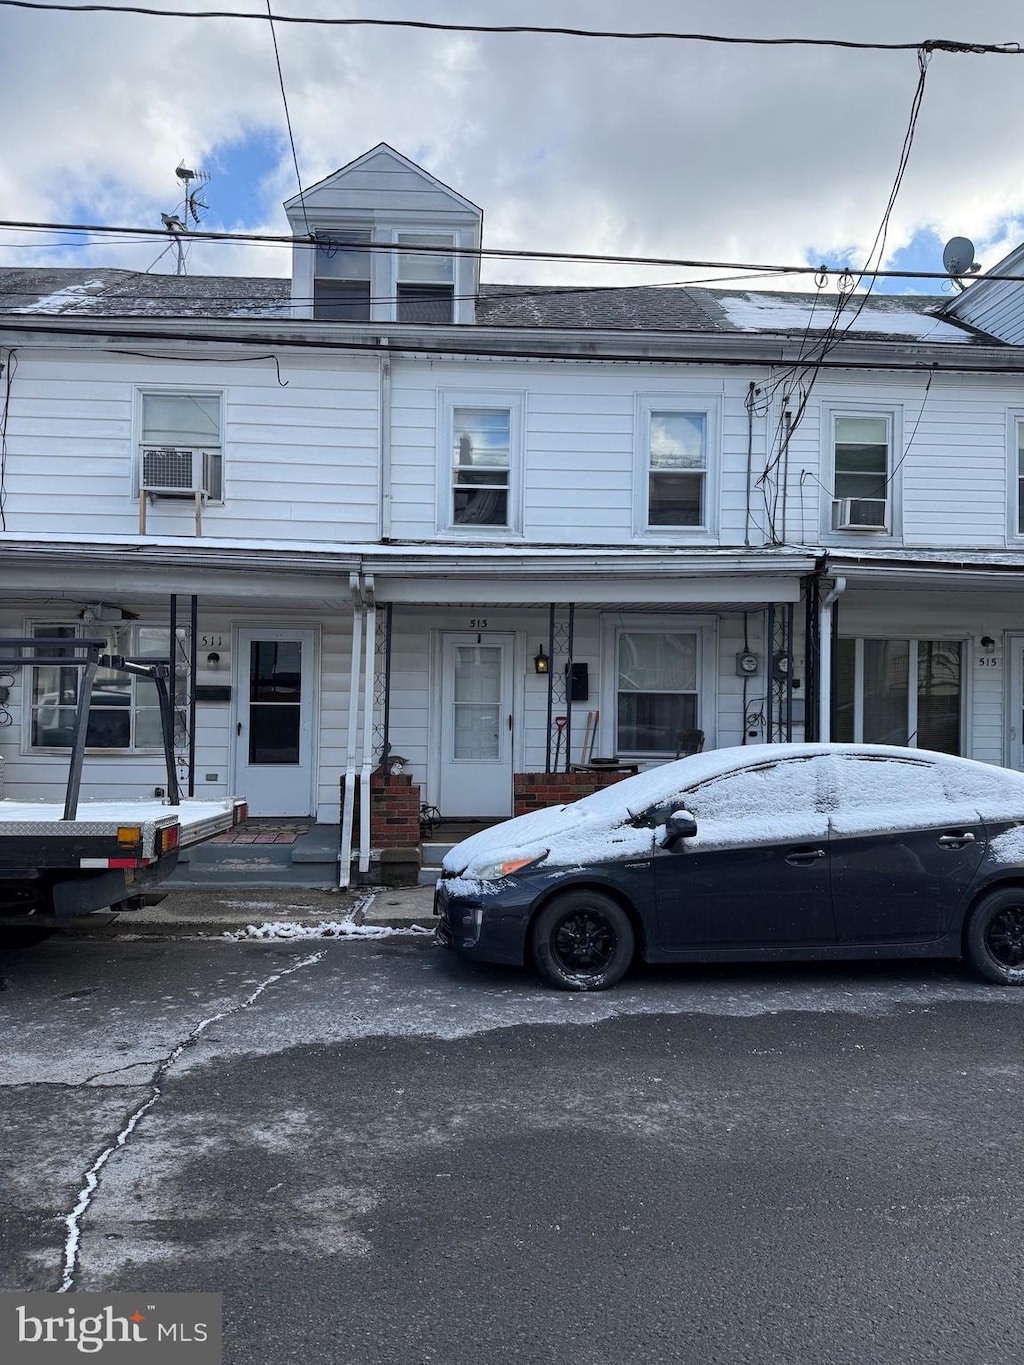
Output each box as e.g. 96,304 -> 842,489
661,809 -> 698,847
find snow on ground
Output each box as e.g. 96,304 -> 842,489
222,921 -> 432,941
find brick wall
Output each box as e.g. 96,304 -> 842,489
348,772 -> 422,850
513,770 -> 631,816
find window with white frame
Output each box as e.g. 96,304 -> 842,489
1014,417 -> 1024,535
438,392 -> 523,534
27,623 -> 180,753
138,391 -> 222,501
396,233 -> 455,323
313,230 -> 372,320
831,414 -> 891,531
451,407 -> 510,526
615,629 -> 699,755
647,411 -> 706,527
832,637 -> 962,754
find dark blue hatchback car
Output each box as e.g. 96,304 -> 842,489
434,743 -> 1024,991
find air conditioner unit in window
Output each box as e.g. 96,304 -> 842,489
140,447 -> 214,497
835,497 -> 888,531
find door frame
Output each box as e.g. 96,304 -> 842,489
428,628 -> 522,815
229,623 -> 320,816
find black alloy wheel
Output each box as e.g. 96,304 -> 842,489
531,890 -> 635,992
965,888 -> 1024,985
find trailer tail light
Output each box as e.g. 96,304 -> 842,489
233,801 -> 248,826
117,826 -> 142,847
157,823 -> 180,855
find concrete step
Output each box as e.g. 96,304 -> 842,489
421,841 -> 456,867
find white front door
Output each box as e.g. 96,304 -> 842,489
234,628 -> 317,816
439,633 -> 514,817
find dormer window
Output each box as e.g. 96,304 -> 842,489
287,144 -> 482,326
314,231 -> 372,321
396,233 -> 455,323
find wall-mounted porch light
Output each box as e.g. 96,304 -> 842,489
534,645 -> 549,675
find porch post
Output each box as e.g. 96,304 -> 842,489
817,577 -> 847,742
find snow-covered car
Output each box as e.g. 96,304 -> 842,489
434,743 -> 1024,991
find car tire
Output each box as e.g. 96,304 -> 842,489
531,890 -> 635,992
964,888 -> 1024,985
0,926 -> 56,950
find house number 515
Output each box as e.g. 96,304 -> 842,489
977,656 -> 1000,667
470,619 -> 488,629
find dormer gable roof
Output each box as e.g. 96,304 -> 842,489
283,143 -> 481,223
939,239 -> 1024,344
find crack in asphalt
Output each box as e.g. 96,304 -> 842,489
56,949 -> 325,1293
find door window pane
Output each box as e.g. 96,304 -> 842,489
832,638 -> 856,742
248,641 -> 302,765
917,641 -> 961,754
452,645 -> 501,759
863,639 -> 909,745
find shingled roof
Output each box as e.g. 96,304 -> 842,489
0,265 -> 986,344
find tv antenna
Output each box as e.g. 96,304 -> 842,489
942,236 -> 981,292
159,161 -> 212,275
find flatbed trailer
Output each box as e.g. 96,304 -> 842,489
0,636 -> 246,946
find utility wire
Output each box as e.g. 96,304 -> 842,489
265,0 -> 309,236
0,217 -> 1017,284
1,2 -> 1021,53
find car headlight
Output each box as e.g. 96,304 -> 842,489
473,853 -> 547,881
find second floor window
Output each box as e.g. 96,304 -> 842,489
832,415 -> 890,530
1016,418 -> 1024,534
647,411 -> 707,527
139,391 -> 222,501
451,407 -> 510,527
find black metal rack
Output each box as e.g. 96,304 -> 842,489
0,637 -> 180,820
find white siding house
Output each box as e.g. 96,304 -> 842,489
5,143 -> 1024,873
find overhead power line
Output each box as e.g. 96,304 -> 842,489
1,216 -> 1022,285
1,2 -> 1021,53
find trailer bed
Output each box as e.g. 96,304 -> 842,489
0,798 -> 240,849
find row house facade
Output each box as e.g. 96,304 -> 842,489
4,145 -> 1024,876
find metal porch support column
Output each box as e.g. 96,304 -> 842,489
188,593 -> 198,796
545,603 -> 555,773
784,602 -> 794,743
380,604 -> 393,783
765,604 -> 775,743
358,584 -> 376,874
339,574 -> 363,889
63,656 -> 98,821
563,604 -> 575,771
804,576 -> 820,742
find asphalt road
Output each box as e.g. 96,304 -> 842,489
1,937 -> 1023,1365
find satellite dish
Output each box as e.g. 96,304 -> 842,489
942,236 -> 978,277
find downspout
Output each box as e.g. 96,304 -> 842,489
359,575 -> 376,874
339,571 -> 363,889
817,576 -> 846,742
378,345 -> 392,541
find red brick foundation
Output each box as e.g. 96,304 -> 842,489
513,770 -> 630,815
348,772 -> 423,850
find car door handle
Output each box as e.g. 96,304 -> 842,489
785,848 -> 826,865
938,832 -> 977,848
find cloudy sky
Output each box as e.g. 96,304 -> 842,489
2,0 -> 1024,294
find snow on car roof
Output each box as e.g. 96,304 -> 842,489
442,743 -> 1024,876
